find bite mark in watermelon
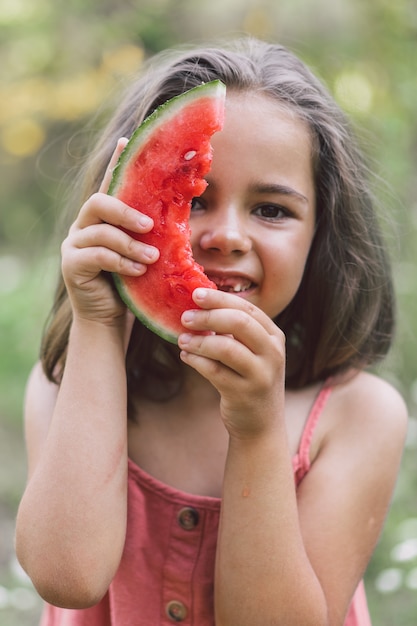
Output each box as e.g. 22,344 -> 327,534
108,80 -> 226,343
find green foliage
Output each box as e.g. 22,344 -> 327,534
1,0 -> 416,623
0,257 -> 55,426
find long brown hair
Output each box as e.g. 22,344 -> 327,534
41,37 -> 395,399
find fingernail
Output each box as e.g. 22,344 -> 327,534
131,262 -> 145,273
182,310 -> 195,323
179,333 -> 192,345
144,247 -> 158,260
193,288 -> 207,301
138,215 -> 152,228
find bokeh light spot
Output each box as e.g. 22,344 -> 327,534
334,70 -> 373,113
1,118 -> 45,157
374,568 -> 403,594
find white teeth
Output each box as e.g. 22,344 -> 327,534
214,279 -> 253,293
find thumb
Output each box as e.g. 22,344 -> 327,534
99,137 -> 129,194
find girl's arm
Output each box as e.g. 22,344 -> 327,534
16,325 -> 128,609
216,374 -> 406,626
179,288 -> 407,626
15,141 -> 160,608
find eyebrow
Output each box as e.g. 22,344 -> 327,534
250,182 -> 309,205
204,177 -> 311,208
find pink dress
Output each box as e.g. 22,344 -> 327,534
40,386 -> 372,625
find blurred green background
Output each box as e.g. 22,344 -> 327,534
1,0 -> 416,624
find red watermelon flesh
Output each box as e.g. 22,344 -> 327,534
108,80 -> 226,343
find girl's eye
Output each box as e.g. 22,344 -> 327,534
253,204 -> 289,220
190,197 -> 205,212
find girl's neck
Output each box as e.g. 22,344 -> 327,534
128,364 -> 227,497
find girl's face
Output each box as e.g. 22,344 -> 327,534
190,91 -> 316,320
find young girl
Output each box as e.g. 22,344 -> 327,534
16,37 -> 407,626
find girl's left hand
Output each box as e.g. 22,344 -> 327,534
178,288 -> 285,438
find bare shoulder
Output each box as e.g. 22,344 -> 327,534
25,361 -> 59,415
298,371 -> 407,623
332,370 -> 407,426
323,370 -> 408,459
24,361 -> 59,478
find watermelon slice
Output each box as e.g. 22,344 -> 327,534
108,80 -> 226,343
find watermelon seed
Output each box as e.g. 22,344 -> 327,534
184,150 -> 197,161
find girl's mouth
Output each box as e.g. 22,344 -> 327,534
207,275 -> 255,294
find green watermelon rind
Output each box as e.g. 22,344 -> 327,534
108,80 -> 226,343
107,80 -> 226,197
112,272 -> 179,343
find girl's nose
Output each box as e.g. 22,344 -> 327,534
198,212 -> 252,256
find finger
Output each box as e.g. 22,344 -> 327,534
71,222 -> 159,267
179,323 -> 282,384
179,331 -> 254,378
99,137 -> 129,193
181,296 -> 284,358
74,193 -> 154,234
192,288 -> 280,337
62,243 -> 148,282
181,307 -> 270,356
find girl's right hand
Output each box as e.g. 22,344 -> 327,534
61,138 -> 160,326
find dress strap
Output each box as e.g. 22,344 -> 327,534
293,384 -> 333,484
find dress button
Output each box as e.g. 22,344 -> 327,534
166,599 -> 188,622
177,506 -> 199,530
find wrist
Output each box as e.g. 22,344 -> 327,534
227,423 -> 286,456
68,316 -> 127,357
222,398 -> 285,445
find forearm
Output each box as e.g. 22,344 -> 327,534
16,319 -> 129,606
214,429 -> 328,626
